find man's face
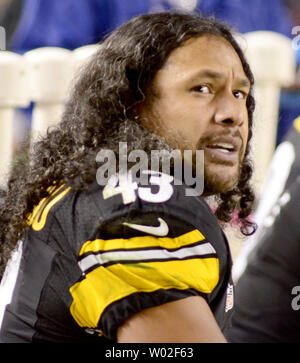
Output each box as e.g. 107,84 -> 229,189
139,35 -> 251,194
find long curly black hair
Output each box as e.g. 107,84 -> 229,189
0,11 -> 256,278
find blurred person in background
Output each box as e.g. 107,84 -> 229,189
226,117 -> 300,343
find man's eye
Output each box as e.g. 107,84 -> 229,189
233,90 -> 247,99
192,85 -> 211,94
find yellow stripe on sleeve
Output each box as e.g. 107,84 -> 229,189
70,256 -> 219,329
79,229 -> 206,256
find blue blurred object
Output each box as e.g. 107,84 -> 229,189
10,0 -> 294,54
278,88 -> 300,145
277,43 -> 300,145
198,0 -> 293,37
9,0 -> 171,53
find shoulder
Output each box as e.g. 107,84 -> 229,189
82,171 -> 222,241
27,171 -> 226,257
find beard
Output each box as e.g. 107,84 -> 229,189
203,163 -> 240,195
195,131 -> 245,195
108,118 -> 245,197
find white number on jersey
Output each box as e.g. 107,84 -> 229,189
102,170 -> 174,204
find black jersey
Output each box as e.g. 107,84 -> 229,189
226,118 -> 300,343
0,171 -> 234,343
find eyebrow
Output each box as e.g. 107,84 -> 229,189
189,69 -> 251,89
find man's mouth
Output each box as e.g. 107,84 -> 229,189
204,139 -> 241,163
206,142 -> 235,153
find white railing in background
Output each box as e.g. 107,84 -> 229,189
24,47 -> 74,142
26,44 -> 100,144
0,51 -> 29,185
0,44 -> 99,186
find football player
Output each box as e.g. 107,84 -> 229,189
0,12 -> 256,343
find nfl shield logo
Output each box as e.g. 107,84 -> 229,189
225,283 -> 234,312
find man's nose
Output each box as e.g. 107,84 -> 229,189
213,92 -> 245,127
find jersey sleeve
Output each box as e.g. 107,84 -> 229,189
68,179 -> 221,341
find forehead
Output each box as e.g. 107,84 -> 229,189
157,34 -> 248,84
